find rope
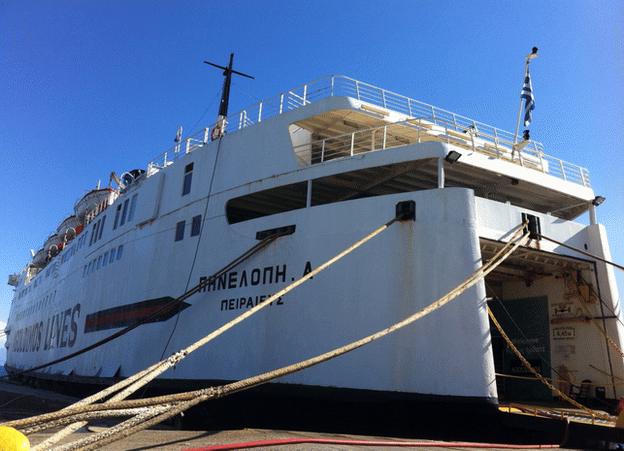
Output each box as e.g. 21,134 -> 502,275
160,132 -> 226,360
9,235 -> 278,380
575,282 -> 624,360
540,234 -> 624,272
18,216 -> 399,448
4,223 -> 525,433
589,364 -> 624,383
48,405 -> 172,451
567,273 -> 621,400
29,234 -> 279,450
50,224 -> 529,450
8,223 -> 526,434
495,372 -> 624,388
486,306 -> 613,422
22,408 -> 153,435
486,282 -> 570,388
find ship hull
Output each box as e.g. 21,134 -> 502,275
6,188 -> 498,404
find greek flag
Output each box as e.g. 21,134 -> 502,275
521,67 -> 535,127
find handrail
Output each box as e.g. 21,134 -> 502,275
145,75 -> 590,187
292,117 -> 590,186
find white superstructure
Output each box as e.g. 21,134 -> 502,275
4,75 -> 623,408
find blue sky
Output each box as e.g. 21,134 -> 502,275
0,1 -> 623,361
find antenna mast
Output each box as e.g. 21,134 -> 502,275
203,53 -> 254,140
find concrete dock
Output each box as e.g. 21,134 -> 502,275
0,380 -> 573,450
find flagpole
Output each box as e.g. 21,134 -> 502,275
513,47 -> 539,145
513,60 -> 530,144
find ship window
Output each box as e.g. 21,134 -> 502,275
113,204 -> 122,229
175,221 -> 185,241
97,215 -> 106,241
128,194 -> 138,222
182,163 -> 193,196
103,251 -> 109,267
89,222 -> 98,245
191,215 -> 201,237
96,255 -> 103,270
120,199 -> 130,226
226,181 -> 308,224
109,247 -> 116,263
117,244 -> 124,260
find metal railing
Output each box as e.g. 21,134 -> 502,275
145,75 -> 590,187
293,117 -> 590,187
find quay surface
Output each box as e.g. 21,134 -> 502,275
0,379 -> 573,450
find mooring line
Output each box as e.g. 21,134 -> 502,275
487,306 -> 613,422
49,224 -> 529,450
24,216 -> 399,449
540,233 -> 624,272
25,233 -> 279,450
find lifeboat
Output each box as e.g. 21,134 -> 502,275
43,233 -> 62,252
56,215 -> 82,241
31,248 -> 47,268
74,188 -> 117,221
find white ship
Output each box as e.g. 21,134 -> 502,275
4,62 -> 624,414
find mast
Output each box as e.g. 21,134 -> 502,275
204,53 -> 254,140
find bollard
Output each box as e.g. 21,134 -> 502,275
0,426 -> 30,451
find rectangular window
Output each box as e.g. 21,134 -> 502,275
128,194 -> 138,222
89,222 -> 98,245
175,221 -> 185,241
109,247 -> 116,264
96,255 -> 102,270
97,215 -> 106,241
117,244 -> 124,260
182,163 -> 193,196
191,215 -> 201,237
88,261 -> 93,274
113,204 -> 122,229
120,199 -> 130,226
226,181 -> 308,224
103,251 -> 109,267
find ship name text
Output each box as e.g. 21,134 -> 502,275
198,262 -> 314,312
10,303 -> 81,353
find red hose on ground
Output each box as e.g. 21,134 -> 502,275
184,437 -> 560,450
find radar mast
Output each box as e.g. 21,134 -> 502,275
203,53 -> 254,140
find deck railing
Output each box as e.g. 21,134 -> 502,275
146,75 -> 590,187
292,118 -> 590,186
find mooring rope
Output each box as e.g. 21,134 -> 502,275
21,408 -> 154,435
7,220 -> 521,433
486,306 -> 613,422
47,224 -> 529,450
570,275 -> 624,361
13,223 -> 525,438
8,234 -> 279,381
26,216 -> 398,449
27,234 -> 280,450
540,233 -> 624,272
